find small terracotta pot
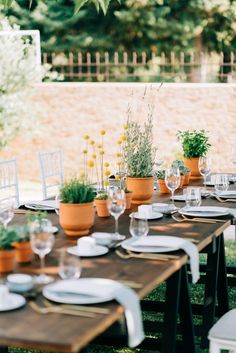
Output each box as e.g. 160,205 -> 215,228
95,199 -> 110,217
178,176 -> 184,189
14,242 -> 33,263
183,172 -> 191,186
126,177 -> 154,204
125,192 -> 133,209
0,249 -> 15,273
184,157 -> 201,178
158,179 -> 170,194
59,202 -> 95,236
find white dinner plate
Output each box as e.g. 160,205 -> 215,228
67,245 -> 108,257
216,191 -> 236,199
0,293 -> 26,312
129,211 -> 163,220
121,236 -> 179,253
43,278 -> 120,304
179,206 -> 229,218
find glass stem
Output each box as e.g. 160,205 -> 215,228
39,255 -> 45,276
204,175 -> 207,191
114,216 -> 119,235
171,190 -> 175,205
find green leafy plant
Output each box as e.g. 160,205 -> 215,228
123,115 -> 156,178
156,170 -> 165,180
60,179 -> 95,204
0,226 -> 18,250
176,130 -> 211,158
10,225 -> 30,243
95,192 -> 108,200
172,159 -> 186,176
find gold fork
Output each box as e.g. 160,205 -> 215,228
43,299 -> 109,314
172,214 -> 216,224
215,196 -> 236,203
115,249 -> 179,261
29,301 -> 96,317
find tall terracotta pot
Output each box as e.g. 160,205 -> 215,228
158,179 -> 170,194
126,177 -> 154,204
59,202 -> 95,236
95,199 -> 110,217
184,157 -> 201,178
125,191 -> 133,209
0,249 -> 15,273
14,242 -> 33,263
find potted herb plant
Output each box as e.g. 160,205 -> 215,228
176,130 -> 211,178
95,192 -> 110,217
0,226 -> 18,273
123,116 -> 156,204
12,225 -> 33,264
172,160 -> 186,189
59,179 -> 95,236
156,170 -> 169,194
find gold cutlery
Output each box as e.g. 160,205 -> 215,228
172,214 -> 216,224
119,280 -> 143,289
29,301 -> 96,317
43,299 -> 109,314
115,249 -> 179,261
13,209 -> 28,214
215,196 -> 236,203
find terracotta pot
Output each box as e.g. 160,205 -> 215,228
126,177 -> 154,204
0,249 -> 15,273
178,176 -> 184,189
184,157 -> 201,178
158,179 -> 170,194
59,202 -> 95,236
125,191 -> 133,209
183,171 -> 191,186
14,242 -> 33,263
95,199 -> 110,217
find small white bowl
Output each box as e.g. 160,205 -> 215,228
91,232 -> 113,246
7,274 -> 34,293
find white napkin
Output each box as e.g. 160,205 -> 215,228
132,236 -> 200,284
138,205 -> 152,218
45,279 -> 145,348
24,200 -> 59,209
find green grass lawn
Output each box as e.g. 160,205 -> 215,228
9,240 -> 236,353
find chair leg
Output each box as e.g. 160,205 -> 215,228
209,340 -> 220,353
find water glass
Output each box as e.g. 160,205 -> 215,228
198,156 -> 211,192
165,166 -> 181,205
59,251 -> 81,280
107,188 -> 126,240
29,219 -> 55,284
0,198 -> 15,228
214,174 -> 229,194
185,187 -> 201,208
129,215 -> 149,237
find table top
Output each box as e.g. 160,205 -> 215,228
0,178 -> 234,353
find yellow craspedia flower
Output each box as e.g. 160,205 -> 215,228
121,135 -> 127,142
115,175 -> 121,180
104,162 -> 110,167
88,160 -> 94,168
123,124 -> 128,130
97,144 -> 103,149
92,154 -> 97,159
117,161 -> 123,167
99,150 -> 105,155
84,135 -> 90,140
100,129 -> 106,135
117,140 -> 122,145
104,170 -> 111,177
104,180 -> 109,187
79,172 -> 85,179
90,140 -> 95,145
82,149 -> 88,154
116,153 -> 122,158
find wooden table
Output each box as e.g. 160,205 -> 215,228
0,179 -> 235,353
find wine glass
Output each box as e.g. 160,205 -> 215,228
165,166 -> 180,206
0,198 -> 15,228
29,218 -> 55,284
107,188 -> 126,241
129,215 -> 149,237
214,174 -> 229,194
58,250 -> 81,280
198,156 -> 211,193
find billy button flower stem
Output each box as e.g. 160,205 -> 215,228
100,129 -> 106,190
83,134 -> 90,184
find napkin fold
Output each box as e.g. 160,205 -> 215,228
46,279 -> 145,348
132,236 -> 200,283
24,200 -> 59,209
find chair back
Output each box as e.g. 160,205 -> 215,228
0,158 -> 20,206
38,150 -> 64,199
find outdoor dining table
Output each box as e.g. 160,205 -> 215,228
0,178 -> 235,353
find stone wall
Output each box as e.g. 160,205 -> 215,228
0,83 -> 236,184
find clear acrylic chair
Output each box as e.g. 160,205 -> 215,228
208,309 -> 236,353
38,150 -> 64,199
0,157 -> 20,206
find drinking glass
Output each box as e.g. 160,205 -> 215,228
58,250 -> 81,280
107,188 -> 126,241
0,198 -> 15,228
231,147 -> 236,181
198,156 -> 211,192
29,219 -> 55,284
185,187 -> 201,208
214,174 -> 229,194
165,166 -> 181,205
129,215 -> 149,237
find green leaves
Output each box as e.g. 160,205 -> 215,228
60,179 -> 95,204
0,226 -> 18,250
176,130 -> 211,158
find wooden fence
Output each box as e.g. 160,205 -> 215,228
43,51 -> 236,83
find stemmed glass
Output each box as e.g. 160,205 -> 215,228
198,156 -> 211,193
29,218 -> 55,284
0,198 -> 15,228
129,215 -> 149,237
107,188 -> 126,241
58,250 -> 81,280
165,166 -> 181,206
